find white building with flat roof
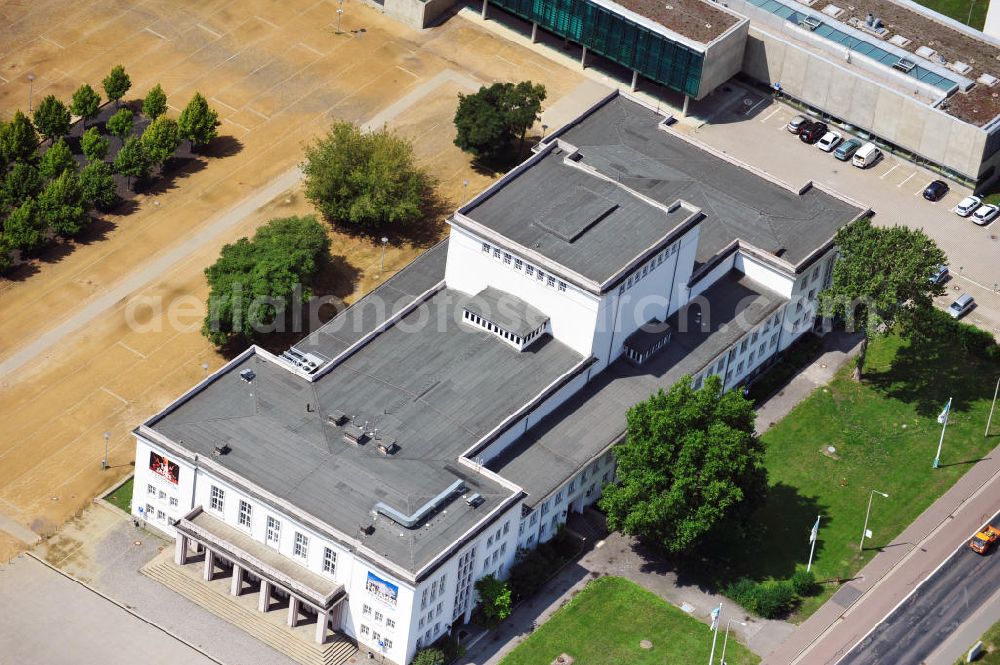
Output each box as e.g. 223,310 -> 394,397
132,91 -> 865,665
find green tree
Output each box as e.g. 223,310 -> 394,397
303,121 -> 430,229
177,92 -> 219,149
1,162 -> 43,209
0,111 -> 39,163
202,216 -> 330,346
599,375 -> 767,555
113,136 -> 149,190
453,81 -> 547,160
474,575 -> 512,627
411,648 -> 446,665
39,138 -> 77,179
102,65 -> 131,106
0,234 -> 14,274
819,216 -> 948,380
81,127 -> 110,162
32,95 -> 71,141
106,108 -> 134,142
70,83 -> 102,129
143,84 -> 168,119
38,171 -> 89,237
141,116 -> 181,167
79,161 -> 118,210
3,200 -> 46,252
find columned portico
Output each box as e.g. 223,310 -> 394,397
174,507 -> 348,645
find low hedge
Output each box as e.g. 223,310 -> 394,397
724,570 -> 818,619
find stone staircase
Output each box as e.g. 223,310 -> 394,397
143,559 -> 357,665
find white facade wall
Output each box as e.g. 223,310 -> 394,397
666,229 -> 701,315
133,437 -> 417,665
734,252 -> 795,298
444,226 -> 601,358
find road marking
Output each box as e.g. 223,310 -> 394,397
743,97 -> 766,116
395,65 -> 418,79
223,117 -> 251,133
496,55 -> 519,67
197,23 -> 222,38
245,106 -> 269,120
898,172 -> 916,188
0,511 -> 39,545
100,386 -> 129,405
143,26 -> 169,41
116,340 -> 146,359
0,73 -> 7,83
254,14 -> 279,28
297,41 -> 324,57
880,164 -> 899,179
761,107 -> 780,123
915,183 -> 928,196
41,35 -> 65,49
210,96 -> 239,112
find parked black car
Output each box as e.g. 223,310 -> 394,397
922,180 -> 949,201
799,122 -> 828,144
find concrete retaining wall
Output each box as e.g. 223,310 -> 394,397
378,0 -> 457,28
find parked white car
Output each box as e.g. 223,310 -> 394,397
817,131 -> 842,152
972,204 -> 999,225
954,195 -> 982,217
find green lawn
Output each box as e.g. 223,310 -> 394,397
104,476 -> 134,513
956,617 -> 1000,664
912,0 -> 985,30
501,576 -> 759,665
705,331 -> 1000,620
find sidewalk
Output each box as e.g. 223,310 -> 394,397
926,585 -> 1000,665
762,438 -> 1000,664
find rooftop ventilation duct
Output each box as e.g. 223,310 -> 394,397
373,479 -> 466,528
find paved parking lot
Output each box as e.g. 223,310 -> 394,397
685,85 -> 1000,339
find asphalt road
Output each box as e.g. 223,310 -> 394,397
838,514 -> 1000,665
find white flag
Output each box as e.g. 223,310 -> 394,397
710,605 -> 721,631
810,516 -> 821,543
937,398 -> 952,425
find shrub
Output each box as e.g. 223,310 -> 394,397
723,577 -> 797,619
475,575 -> 512,627
411,647 -> 446,665
790,569 -> 818,596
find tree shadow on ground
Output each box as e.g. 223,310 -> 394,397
199,135 -> 243,159
468,141 -> 535,178
863,324 -> 999,418
138,155 -> 207,196
72,217 -> 117,245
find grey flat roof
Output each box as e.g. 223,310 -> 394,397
553,95 -> 863,269
464,286 -> 549,338
149,282 -> 585,574
294,239 -> 449,360
461,145 -> 691,287
624,319 -> 672,354
488,270 -> 786,503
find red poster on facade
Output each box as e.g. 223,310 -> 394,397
149,451 -> 180,484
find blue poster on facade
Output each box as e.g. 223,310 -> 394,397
366,572 -> 398,607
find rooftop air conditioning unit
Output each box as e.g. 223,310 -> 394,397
213,443 -> 231,456
801,15 -> 823,29
239,368 -> 255,383
328,410 -> 348,426
377,440 -> 400,456
893,58 -> 917,73
465,493 -> 485,508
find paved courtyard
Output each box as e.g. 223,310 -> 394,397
0,553 -> 219,665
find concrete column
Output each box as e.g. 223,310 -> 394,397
531,22 -> 538,42
481,0 -> 488,19
580,46 -> 588,69
174,535 -> 188,566
258,580 -> 272,612
230,564 -> 243,596
631,70 -> 639,92
203,549 -> 215,581
315,610 -> 328,644
287,596 -> 301,628
682,95 -> 690,117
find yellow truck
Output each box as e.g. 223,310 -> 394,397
969,524 -> 1000,555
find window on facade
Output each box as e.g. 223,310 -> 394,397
375,610 -> 384,622
526,265 -> 534,276
716,359 -> 725,373
157,509 -> 166,521
145,503 -> 154,519
158,490 -> 167,500
209,486 -> 224,513
514,258 -> 523,270
527,534 -> 535,545
384,638 -> 393,649
558,281 -> 567,292
361,624 -> 370,636
420,589 -> 428,609
771,333 -> 779,348
537,270 -> 544,282
759,343 -> 766,356
693,375 -> 703,390
751,331 -> 758,344
238,500 -> 252,528
493,248 -> 501,259
266,516 -> 280,547
529,512 -> 537,525
811,266 -> 820,282
808,289 -> 816,301
363,604 -> 372,616
147,484 -> 156,496
503,252 -> 511,265
293,532 -> 309,559
169,497 -> 178,507
737,361 -> 744,374
748,351 -> 755,364
481,242 -> 490,253
386,618 -> 395,630
418,617 -> 425,629
554,491 -> 562,503
540,501 -> 549,515
796,302 -> 803,313
740,339 -> 748,353
323,547 -> 337,574
436,602 -> 443,616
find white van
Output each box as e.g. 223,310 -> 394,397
852,142 -> 881,169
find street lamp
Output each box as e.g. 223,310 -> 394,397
541,123 -> 549,140
102,431 -> 111,471
859,489 -> 889,552
336,0 -> 345,33
27,73 -> 35,113
719,618 -> 747,665
380,236 -> 389,271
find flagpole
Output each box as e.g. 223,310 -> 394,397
933,397 -> 952,469
807,515 -> 820,573
708,604 -> 722,665
986,377 -> 999,438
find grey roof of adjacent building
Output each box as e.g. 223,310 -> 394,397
464,286 -> 549,338
488,270 -> 786,503
550,95 -> 864,269
460,145 -> 693,288
148,280 -> 585,574
623,319 -> 672,354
